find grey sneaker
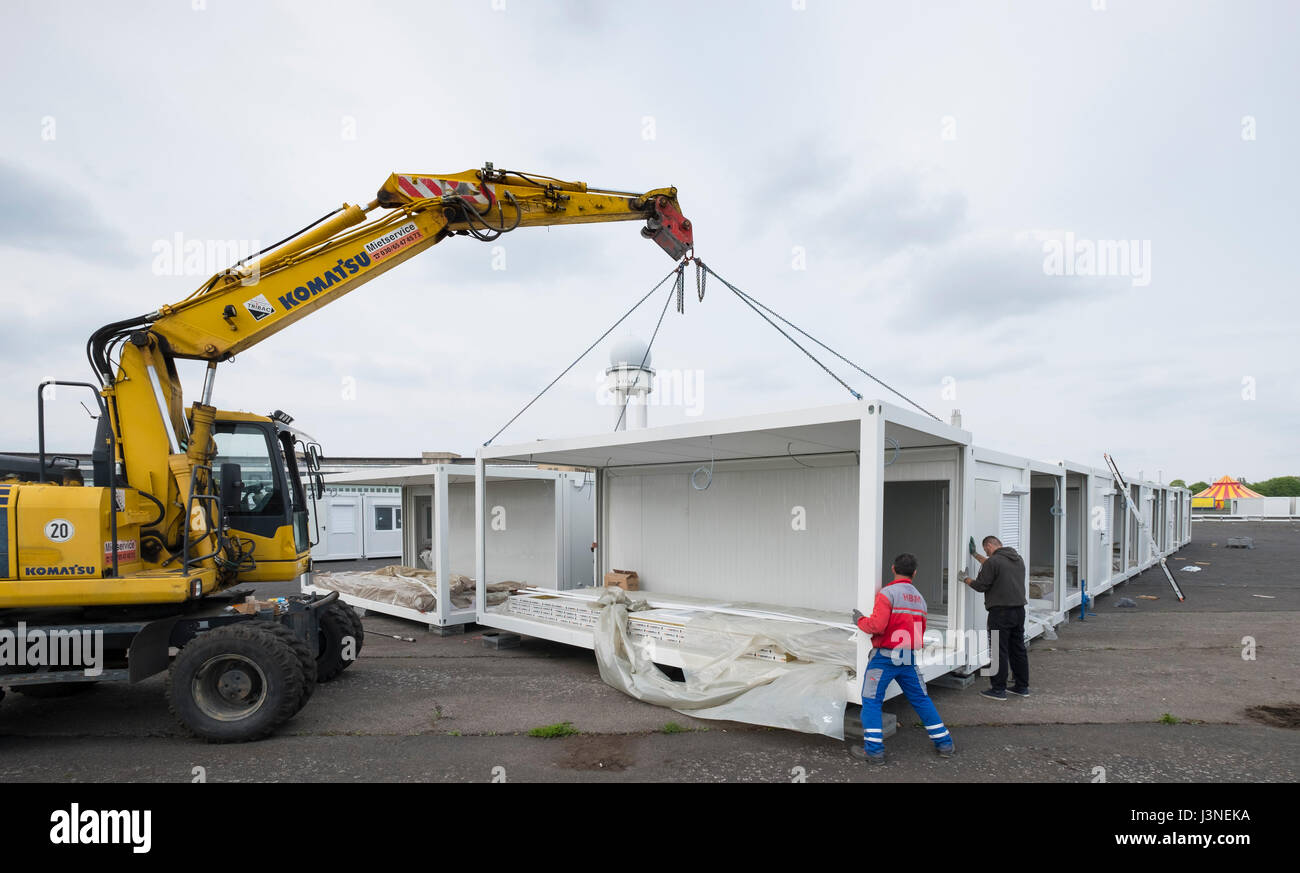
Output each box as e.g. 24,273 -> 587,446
980,688 -> 1008,701
1008,686 -> 1031,697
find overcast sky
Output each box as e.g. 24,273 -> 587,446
2,0 -> 1295,483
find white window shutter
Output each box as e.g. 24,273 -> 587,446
999,494 -> 1021,550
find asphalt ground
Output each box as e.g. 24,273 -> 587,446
1,521 -> 1296,782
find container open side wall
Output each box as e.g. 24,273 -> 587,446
477,401 -> 980,706
304,464 -> 593,629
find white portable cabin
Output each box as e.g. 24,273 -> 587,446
474,400 -> 1194,722
1079,470 -> 1191,597
305,464 -> 594,630
1017,462 -> 1191,622
1226,496 -> 1295,519
477,400 -> 985,707
307,484 -> 403,561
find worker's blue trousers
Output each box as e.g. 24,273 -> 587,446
860,648 -> 952,754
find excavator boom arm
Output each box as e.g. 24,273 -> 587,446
81,165 -> 691,595
139,167 -> 691,362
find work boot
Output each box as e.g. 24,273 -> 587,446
849,744 -> 885,764
936,743 -> 955,758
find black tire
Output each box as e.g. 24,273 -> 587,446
343,602 -> 364,657
14,682 -> 98,699
256,621 -> 317,713
316,601 -> 363,683
167,623 -> 305,743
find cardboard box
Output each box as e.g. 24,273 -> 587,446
604,569 -> 639,591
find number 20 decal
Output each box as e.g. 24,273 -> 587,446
45,519 -> 74,542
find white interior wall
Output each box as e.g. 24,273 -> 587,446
465,479 -> 557,585
603,457 -> 859,612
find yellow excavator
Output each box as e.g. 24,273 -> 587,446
0,164 -> 692,740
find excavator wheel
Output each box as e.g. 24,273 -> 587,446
316,601 -> 363,683
255,620 -> 317,713
167,623 -> 306,743
343,602 -> 365,655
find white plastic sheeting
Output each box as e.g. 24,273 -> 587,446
591,588 -> 854,739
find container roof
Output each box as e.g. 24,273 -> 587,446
482,400 -> 969,469
325,463 -> 554,487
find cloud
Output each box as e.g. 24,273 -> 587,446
751,142 -> 967,260
0,161 -> 132,265
1,2 -> 1296,484
821,168 -> 967,256
864,229 -> 1131,328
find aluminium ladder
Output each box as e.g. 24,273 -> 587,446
1103,453 -> 1185,601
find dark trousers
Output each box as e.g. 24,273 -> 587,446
987,605 -> 1029,692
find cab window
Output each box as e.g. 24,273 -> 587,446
213,423 -> 286,531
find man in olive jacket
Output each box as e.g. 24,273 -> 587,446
963,535 -> 1030,700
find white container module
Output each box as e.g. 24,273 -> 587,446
307,484 -> 403,561
1230,496 -> 1293,518
303,464 -> 594,630
477,400 -> 981,726
473,400 -> 1193,737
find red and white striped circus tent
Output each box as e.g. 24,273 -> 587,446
1193,476 -> 1263,509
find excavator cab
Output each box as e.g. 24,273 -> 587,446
208,410 -> 319,584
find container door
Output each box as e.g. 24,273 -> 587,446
363,495 -> 402,559
325,496 -> 363,561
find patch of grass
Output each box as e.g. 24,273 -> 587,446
660,722 -> 687,734
1158,713 -> 1180,725
528,721 -> 580,738
447,730 -> 462,736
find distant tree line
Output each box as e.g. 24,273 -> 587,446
1171,476 -> 1300,496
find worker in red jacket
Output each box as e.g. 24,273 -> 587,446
850,553 -> 954,763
